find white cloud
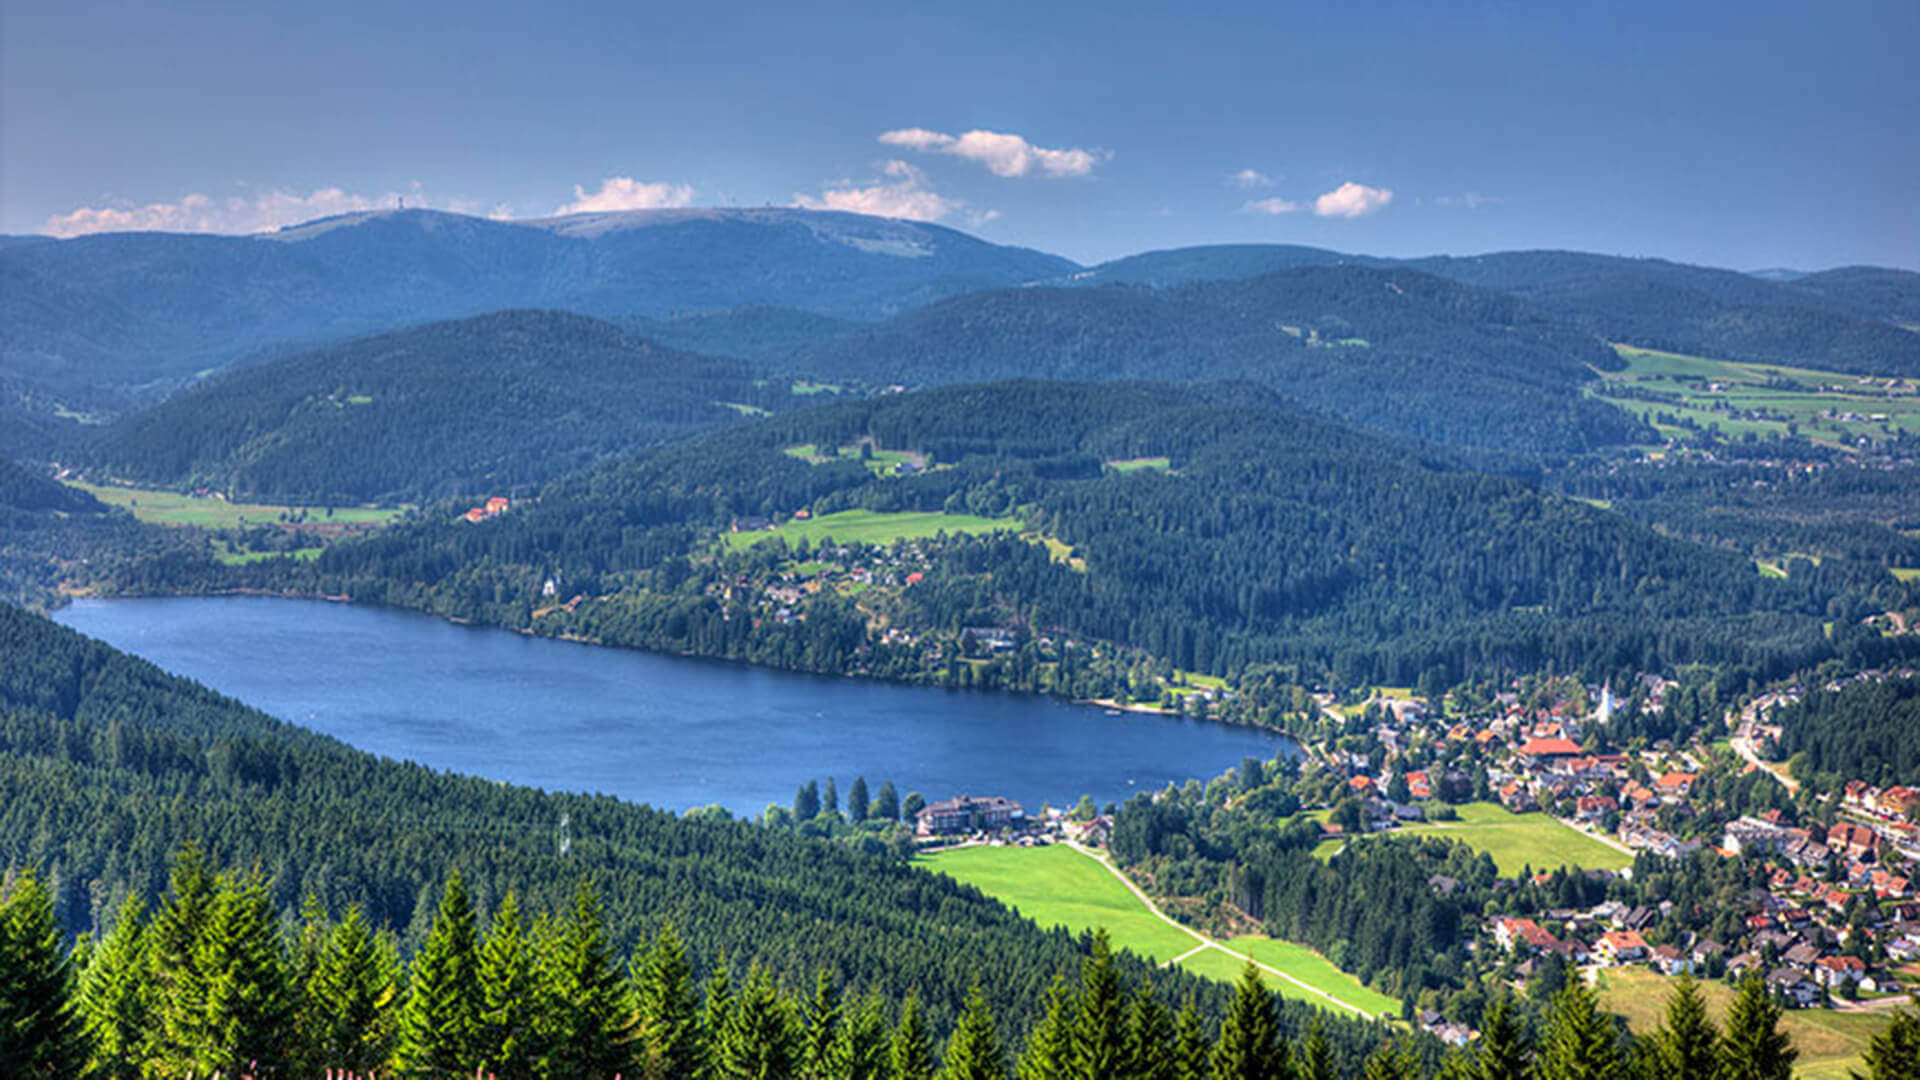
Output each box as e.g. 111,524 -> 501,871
1434,192 -> 1500,210
1241,196 -> 1301,215
878,127 -> 1104,178
791,160 -> 966,222
1313,181 -> 1394,218
1230,168 -> 1273,189
40,185 -> 438,238
877,128 -> 956,153
556,177 -> 696,214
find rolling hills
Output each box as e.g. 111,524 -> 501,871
0,207 -> 1074,404
1063,244 -> 1920,377
84,309 -> 797,504
242,380 -> 1907,691
780,266 -> 1646,454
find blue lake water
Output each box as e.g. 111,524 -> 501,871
52,596 -> 1290,817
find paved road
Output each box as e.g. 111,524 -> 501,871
1062,840 -> 1388,1020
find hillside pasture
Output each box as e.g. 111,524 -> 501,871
1595,967 -> 1888,1079
1593,345 -> 1920,446
920,844 -> 1196,962
924,844 -> 1401,1016
69,481 -> 404,530
723,509 -> 1017,552
1342,802 -> 1632,876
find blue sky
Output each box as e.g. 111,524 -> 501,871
5,0 -> 1914,269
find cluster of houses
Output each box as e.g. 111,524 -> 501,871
1308,673 -> 1920,1010
459,496 -> 510,523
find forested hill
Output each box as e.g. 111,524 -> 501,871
1,601 -> 1359,1046
1064,246 -> 1920,378
782,266 -> 1645,454
1402,251 -> 1920,376
0,207 -> 1074,404
86,310 -> 797,504
252,380 -> 1911,691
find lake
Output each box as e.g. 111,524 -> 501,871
53,596 -> 1291,817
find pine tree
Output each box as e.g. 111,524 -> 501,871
1532,980 -> 1625,1080
802,968 -> 844,1079
849,776 -> 871,822
149,845 -> 217,1071
1652,977 -> 1719,1080
1362,1039 -> 1417,1080
478,890 -> 541,1080
194,872 -> 297,1077
1857,1005 -> 1920,1079
705,954 -> 737,1074
77,894 -> 152,1080
1172,998 -> 1212,1080
796,781 -> 823,820
718,962 -> 801,1078
396,871 -> 485,1076
287,891 -> 331,1075
1123,985 -> 1176,1080
825,992 -> 892,1080
875,781 -> 901,823
1071,929 -> 1128,1078
0,871 -> 87,1079
538,879 -> 636,1078
1717,975 -> 1796,1080
1017,973 -> 1076,1080
890,992 -> 937,1080
310,904 -> 400,1072
943,983 -> 1007,1080
633,922 -> 705,1080
1471,994 -> 1529,1080
1296,1015 -> 1334,1080
1210,962 -> 1287,1080
825,777 -> 841,816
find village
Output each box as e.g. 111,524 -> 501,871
1297,668 -> 1920,1018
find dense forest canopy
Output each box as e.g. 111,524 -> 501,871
1774,675 -> 1920,790
780,266 -> 1644,454
84,310 -> 795,504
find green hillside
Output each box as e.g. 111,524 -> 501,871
784,265 -> 1645,454
87,310 -> 792,504
208,380 -> 1908,697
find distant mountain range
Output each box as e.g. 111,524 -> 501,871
0,208 -> 1073,403
6,206 -> 1918,466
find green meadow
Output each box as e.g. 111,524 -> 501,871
1593,344 -> 1920,446
920,844 -> 1197,962
69,481 -> 405,530
723,509 -> 1017,551
922,844 -> 1400,1017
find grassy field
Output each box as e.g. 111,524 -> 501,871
1595,967 -> 1889,1079
920,845 -> 1197,962
69,481 -> 404,530
723,509 -> 1016,551
922,844 -> 1400,1016
1219,936 -> 1400,1016
782,442 -> 927,477
1106,457 -> 1173,473
1593,345 -> 1920,447
1360,802 -> 1632,876
212,546 -> 323,566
